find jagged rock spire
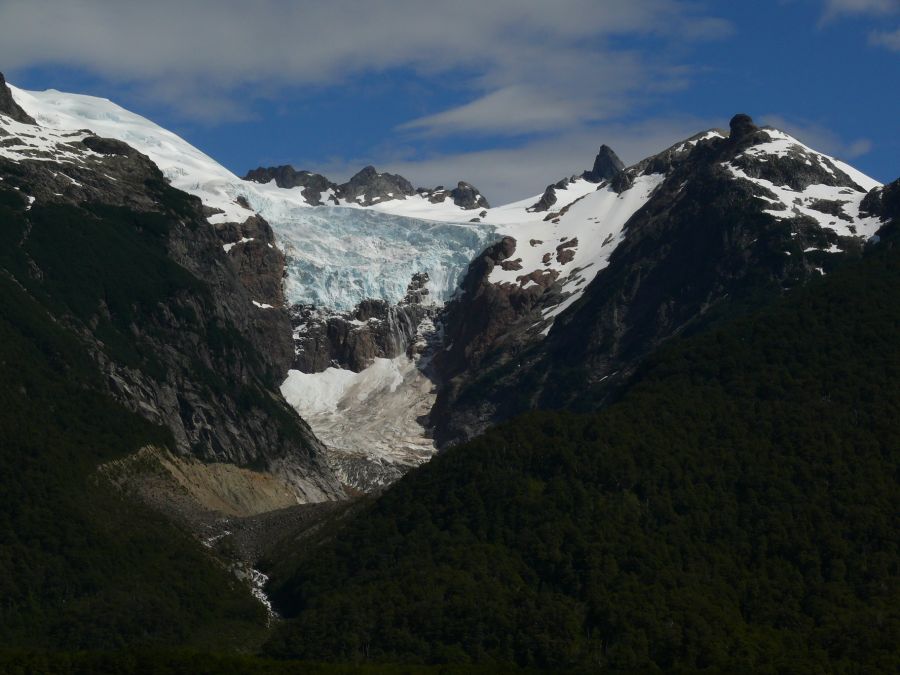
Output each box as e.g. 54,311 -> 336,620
583,145 -> 625,183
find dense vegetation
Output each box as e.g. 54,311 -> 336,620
0,185 -> 268,650
0,651 -> 530,675
265,242 -> 900,672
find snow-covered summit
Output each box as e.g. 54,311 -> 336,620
723,126 -> 882,240
446,116 -> 884,337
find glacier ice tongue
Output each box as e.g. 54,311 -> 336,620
272,206 -> 498,310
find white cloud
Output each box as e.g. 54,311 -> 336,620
0,0 -> 730,129
399,84 -> 626,137
869,26 -> 900,49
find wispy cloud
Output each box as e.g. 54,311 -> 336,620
819,0 -> 898,23
817,0 -> 900,46
869,26 -> 900,49
0,0 -> 730,129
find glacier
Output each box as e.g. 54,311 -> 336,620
267,205 -> 497,311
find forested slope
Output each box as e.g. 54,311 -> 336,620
265,239 -> 900,672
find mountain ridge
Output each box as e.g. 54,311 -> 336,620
0,74 -> 344,510
244,164 -> 491,212
429,114 -> 888,445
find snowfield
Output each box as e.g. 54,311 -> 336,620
487,173 -> 666,326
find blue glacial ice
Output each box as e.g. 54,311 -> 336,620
267,206 -> 498,311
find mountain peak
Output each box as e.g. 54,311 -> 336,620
351,165 -> 380,181
728,113 -> 758,140
0,72 -> 36,125
340,165 -> 415,205
583,145 -> 625,183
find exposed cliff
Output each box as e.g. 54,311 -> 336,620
291,272 -> 434,373
0,77 -> 343,505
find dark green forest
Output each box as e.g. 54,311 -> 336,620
263,242 -> 900,672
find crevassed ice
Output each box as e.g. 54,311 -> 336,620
269,206 -> 498,310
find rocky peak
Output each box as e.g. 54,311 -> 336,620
243,162 -> 491,210
529,144 -> 626,212
728,113 -> 758,141
339,165 -> 416,206
351,165 -> 379,181
0,72 -> 36,125
243,166 -> 337,205
448,181 -> 490,210
583,145 -> 625,183
245,165 -> 306,188
430,116 -> 887,446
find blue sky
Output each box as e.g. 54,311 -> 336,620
1,0 -> 897,203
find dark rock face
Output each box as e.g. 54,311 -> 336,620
218,215 -> 289,308
292,272 -> 434,373
529,178 -> 574,212
429,237 -> 566,444
0,72 -> 36,124
0,114 -> 342,500
81,135 -> 139,157
419,182 -> 491,210
245,165 -> 307,188
862,179 -> 900,242
583,145 -> 625,183
861,179 -> 900,222
728,113 -> 758,140
449,181 -> 490,209
340,165 -> 415,206
530,185 -> 559,212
